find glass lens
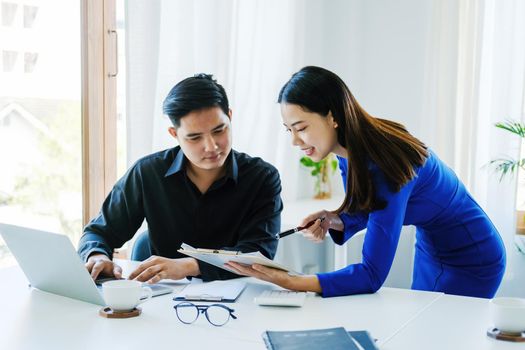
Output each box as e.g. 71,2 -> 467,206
175,303 -> 199,324
205,305 -> 231,326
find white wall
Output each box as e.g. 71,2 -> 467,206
320,0 -> 433,134
292,0 -> 434,199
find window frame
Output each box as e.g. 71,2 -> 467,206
81,0 -> 117,226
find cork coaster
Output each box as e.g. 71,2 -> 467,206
99,307 -> 142,318
487,328 -> 525,342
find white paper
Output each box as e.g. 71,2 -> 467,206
173,278 -> 246,302
178,243 -> 301,276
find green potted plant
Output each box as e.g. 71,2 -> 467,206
300,154 -> 338,199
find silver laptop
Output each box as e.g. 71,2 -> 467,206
0,223 -> 172,306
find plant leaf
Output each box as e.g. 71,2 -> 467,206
331,159 -> 338,171
494,120 -> 525,138
489,158 -> 522,181
300,157 -> 315,167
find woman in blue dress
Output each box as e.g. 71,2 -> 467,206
227,66 -> 506,298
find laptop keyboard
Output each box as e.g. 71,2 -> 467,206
95,278 -> 173,297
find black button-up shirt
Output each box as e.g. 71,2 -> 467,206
78,146 -> 282,281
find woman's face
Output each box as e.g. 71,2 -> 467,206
281,103 -> 340,162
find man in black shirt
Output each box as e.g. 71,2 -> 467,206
79,74 -> 282,282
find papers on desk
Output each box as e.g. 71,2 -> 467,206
178,243 -> 301,275
173,278 -> 246,302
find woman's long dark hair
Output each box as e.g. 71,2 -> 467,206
278,66 -> 428,214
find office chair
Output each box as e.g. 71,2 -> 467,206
345,226 -> 416,289
130,231 -> 152,261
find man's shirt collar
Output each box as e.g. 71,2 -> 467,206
164,148 -> 186,177
164,148 -> 239,184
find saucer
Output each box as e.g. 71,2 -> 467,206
99,307 -> 142,318
487,328 -> 525,342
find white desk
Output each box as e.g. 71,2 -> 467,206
0,262 -> 519,349
381,293 -> 524,350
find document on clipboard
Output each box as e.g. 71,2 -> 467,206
173,278 -> 246,303
178,243 -> 301,276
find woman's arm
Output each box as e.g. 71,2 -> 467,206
318,177 -> 416,297
225,262 -> 322,293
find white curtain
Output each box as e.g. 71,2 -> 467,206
422,0 -> 525,296
125,0 -> 160,169
126,0 -> 307,202
424,0 -> 525,223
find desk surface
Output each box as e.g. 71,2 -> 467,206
382,293 -> 524,350
0,262 -> 520,350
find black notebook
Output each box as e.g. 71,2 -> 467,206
262,327 -> 378,350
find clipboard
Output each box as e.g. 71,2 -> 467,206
178,243 -> 301,276
173,279 -> 246,303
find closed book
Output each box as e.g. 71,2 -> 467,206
262,327 -> 360,350
348,330 -> 379,350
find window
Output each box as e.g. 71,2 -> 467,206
23,51 -> 38,73
1,2 -> 17,27
0,1 -> 81,268
0,0 -> 119,268
2,50 -> 17,72
23,5 -> 38,28
1,113 -> 10,126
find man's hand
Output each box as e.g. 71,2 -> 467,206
128,256 -> 200,284
85,253 -> 123,280
300,210 -> 343,243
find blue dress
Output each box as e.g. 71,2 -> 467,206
317,150 -> 506,298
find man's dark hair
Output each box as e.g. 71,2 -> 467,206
163,73 -> 229,127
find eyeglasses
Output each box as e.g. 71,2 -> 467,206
173,302 -> 237,326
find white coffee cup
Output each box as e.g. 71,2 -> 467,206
102,280 -> 153,312
489,297 -> 525,334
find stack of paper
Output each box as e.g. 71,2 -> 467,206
173,278 -> 246,302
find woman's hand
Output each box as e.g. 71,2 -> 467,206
225,262 -> 293,289
225,262 -> 322,293
300,210 -> 343,243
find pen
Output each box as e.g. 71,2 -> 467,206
195,248 -> 241,255
277,217 -> 326,239
183,295 -> 223,302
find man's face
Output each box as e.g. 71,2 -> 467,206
169,106 -> 232,171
